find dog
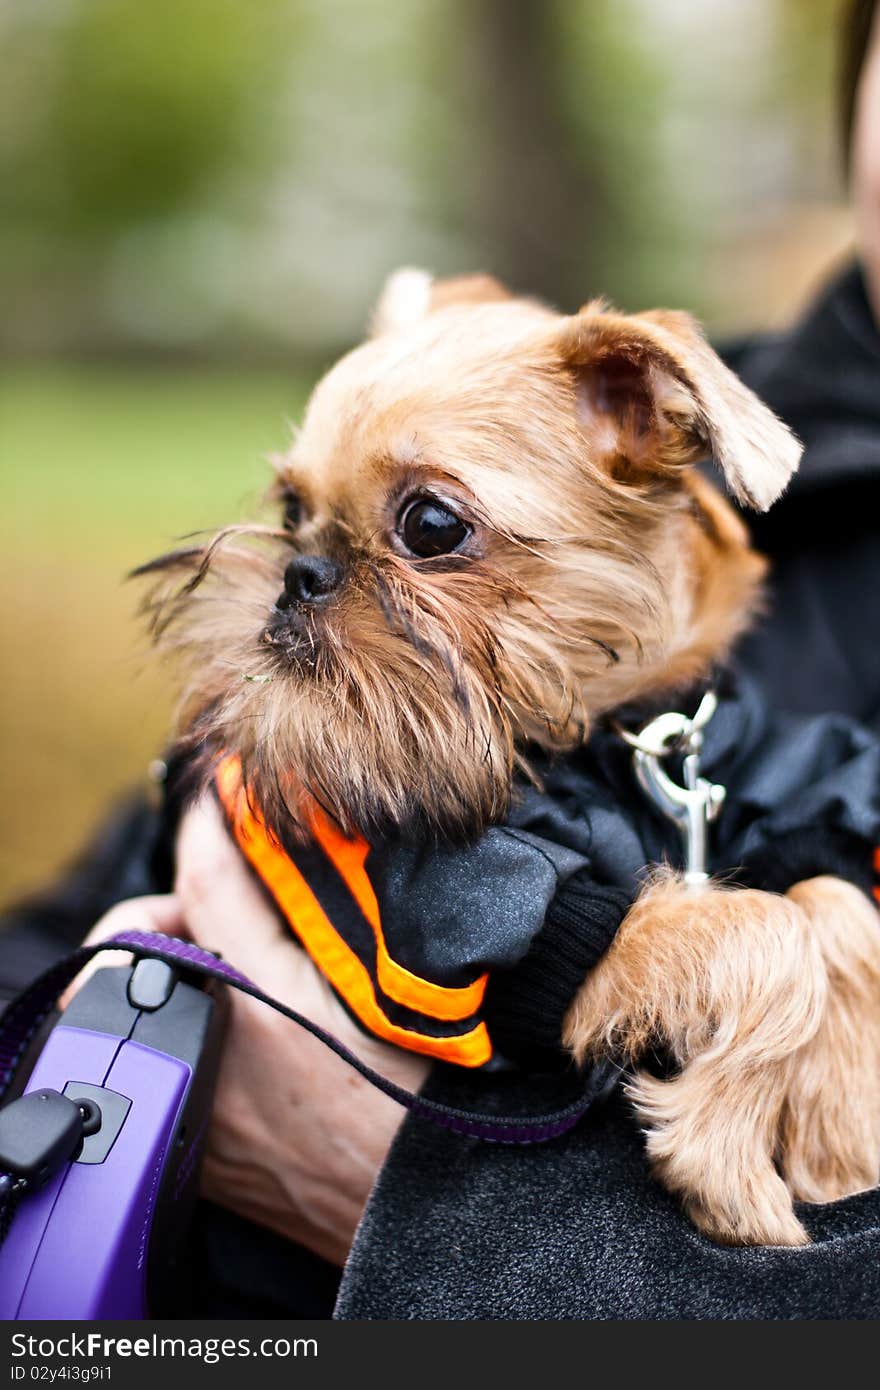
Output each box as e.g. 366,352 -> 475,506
138,269 -> 880,1247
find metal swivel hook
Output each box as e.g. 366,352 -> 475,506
625,699 -> 726,887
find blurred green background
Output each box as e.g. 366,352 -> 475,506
0,0 -> 853,905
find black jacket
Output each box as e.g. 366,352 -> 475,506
730,261 -> 880,726
4,261 -> 880,1320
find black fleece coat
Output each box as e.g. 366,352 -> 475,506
3,262 -> 880,1320
731,260 -> 880,727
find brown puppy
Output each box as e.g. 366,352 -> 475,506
140,270 -> 880,1246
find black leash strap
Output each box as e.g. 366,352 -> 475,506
0,930 -> 611,1149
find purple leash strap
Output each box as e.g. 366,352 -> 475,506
0,931 -> 607,1145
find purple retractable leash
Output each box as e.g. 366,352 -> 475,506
0,930 -> 611,1320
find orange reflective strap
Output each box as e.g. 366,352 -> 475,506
214,755 -> 492,1068
308,807 -> 488,1021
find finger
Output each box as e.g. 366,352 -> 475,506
79,894 -> 186,948
175,796 -> 292,972
59,894 -> 186,1009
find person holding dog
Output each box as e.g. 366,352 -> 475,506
4,0 -> 880,1320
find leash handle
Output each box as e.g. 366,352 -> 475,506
0,932 -> 609,1146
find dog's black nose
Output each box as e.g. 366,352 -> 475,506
280,554 -> 343,606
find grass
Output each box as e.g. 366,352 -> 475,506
0,363 -> 312,907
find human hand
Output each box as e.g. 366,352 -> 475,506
70,795 -> 429,1266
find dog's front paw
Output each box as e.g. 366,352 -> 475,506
778,876 -> 880,1206
629,1064 -> 809,1246
564,874 -> 830,1246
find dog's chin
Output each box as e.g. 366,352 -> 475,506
260,609 -> 322,674
226,732 -> 511,848
201,658 -> 516,846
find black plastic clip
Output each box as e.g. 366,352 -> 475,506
0,1088 -> 86,1188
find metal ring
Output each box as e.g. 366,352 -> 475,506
687,690 -> 718,736
611,689 -> 718,759
611,711 -> 690,758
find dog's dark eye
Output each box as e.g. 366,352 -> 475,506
280,487 -> 301,530
399,499 -> 468,558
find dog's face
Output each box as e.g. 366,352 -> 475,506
141,271 -> 800,840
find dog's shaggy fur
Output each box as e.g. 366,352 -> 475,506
139,270 -> 880,1245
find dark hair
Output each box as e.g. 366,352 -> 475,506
841,0 -> 878,164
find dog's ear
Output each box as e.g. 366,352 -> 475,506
371,268 -> 512,337
559,303 -> 801,511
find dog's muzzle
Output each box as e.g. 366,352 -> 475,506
263,554 -> 342,656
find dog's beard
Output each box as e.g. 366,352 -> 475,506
135,526 -> 607,842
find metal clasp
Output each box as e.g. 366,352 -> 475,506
623,694 -> 726,887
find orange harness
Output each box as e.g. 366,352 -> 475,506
215,755 -> 493,1067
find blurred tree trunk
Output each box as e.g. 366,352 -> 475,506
457,0 -> 605,308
